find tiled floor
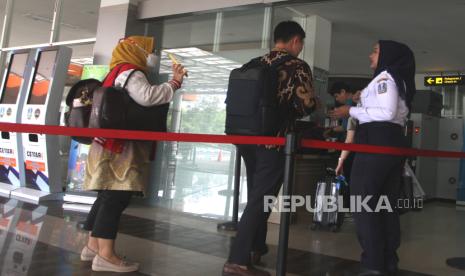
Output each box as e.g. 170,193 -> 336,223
0,198 -> 464,275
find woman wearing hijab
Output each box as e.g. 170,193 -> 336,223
79,36 -> 187,273
331,40 -> 415,275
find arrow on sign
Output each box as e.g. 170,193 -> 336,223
427,78 -> 435,85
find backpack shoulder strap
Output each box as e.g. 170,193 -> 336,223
122,69 -> 146,89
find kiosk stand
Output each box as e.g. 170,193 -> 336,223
0,50 -> 37,197
10,46 -> 72,204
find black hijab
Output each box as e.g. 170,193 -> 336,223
374,40 -> 416,109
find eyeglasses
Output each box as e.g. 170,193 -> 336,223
119,37 -> 152,56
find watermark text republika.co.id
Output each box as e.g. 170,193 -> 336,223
264,195 -> 423,213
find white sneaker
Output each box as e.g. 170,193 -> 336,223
92,255 -> 139,273
80,246 -> 97,261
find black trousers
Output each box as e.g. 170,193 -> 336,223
350,122 -> 405,271
84,190 -> 133,240
229,145 -> 284,265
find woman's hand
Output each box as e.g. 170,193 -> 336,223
353,90 -> 362,103
172,64 -> 187,83
335,159 -> 344,176
329,105 -> 351,119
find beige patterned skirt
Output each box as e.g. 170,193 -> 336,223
83,140 -> 152,194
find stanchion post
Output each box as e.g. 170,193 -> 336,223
276,132 -> 297,276
232,148 -> 241,224
217,147 -> 241,231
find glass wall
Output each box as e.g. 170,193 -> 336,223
145,5 -> 310,220
8,0 -> 56,46
219,8 -> 267,51
58,0 -> 100,42
0,0 -> 6,34
435,85 -> 465,118
147,6 -> 291,220
0,0 -> 100,98
162,13 -> 217,52
1,0 -> 99,61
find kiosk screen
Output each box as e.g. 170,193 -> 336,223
28,50 -> 57,105
0,53 -> 29,104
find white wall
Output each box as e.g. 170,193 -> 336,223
415,74 -> 428,90
94,0 -> 146,65
138,0 -> 287,19
304,15 -> 332,72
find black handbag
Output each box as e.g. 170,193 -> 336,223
65,66 -> 170,145
65,78 -> 102,144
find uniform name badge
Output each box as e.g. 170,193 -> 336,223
378,82 -> 387,94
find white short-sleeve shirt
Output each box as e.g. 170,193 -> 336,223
349,71 -> 409,126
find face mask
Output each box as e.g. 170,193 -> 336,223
127,40 -> 158,68
147,53 -> 159,68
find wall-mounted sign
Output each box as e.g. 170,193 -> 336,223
424,75 -> 464,86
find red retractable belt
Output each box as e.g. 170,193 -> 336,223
1,122 -> 464,158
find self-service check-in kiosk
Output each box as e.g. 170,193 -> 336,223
10,46 -> 72,203
0,50 -> 37,197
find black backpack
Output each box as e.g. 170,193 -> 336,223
65,67 -> 169,144
225,55 -> 293,136
89,69 -> 169,133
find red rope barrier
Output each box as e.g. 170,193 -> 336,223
0,122 -> 285,146
301,139 -> 465,158
1,122 -> 464,158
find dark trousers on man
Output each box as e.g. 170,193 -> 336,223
228,145 -> 284,265
84,190 -> 133,240
350,122 -> 404,272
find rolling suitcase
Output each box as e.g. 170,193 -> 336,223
311,168 -> 347,232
